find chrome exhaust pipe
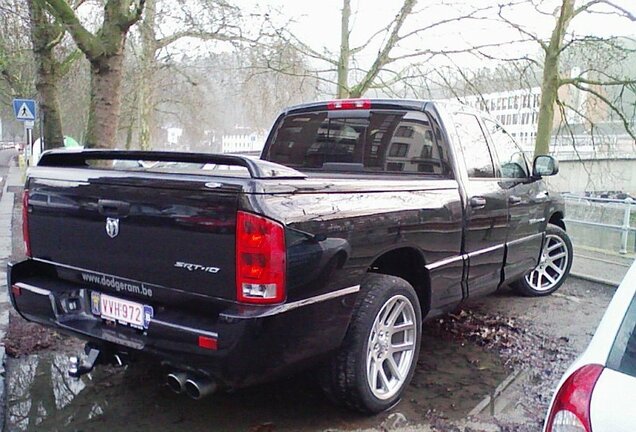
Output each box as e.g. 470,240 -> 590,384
166,372 -> 188,394
184,376 -> 217,400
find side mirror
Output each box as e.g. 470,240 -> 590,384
532,155 -> 559,178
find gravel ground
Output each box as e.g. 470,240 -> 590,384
424,279 -> 617,431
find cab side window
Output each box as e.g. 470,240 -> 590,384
373,111 -> 453,176
483,119 -> 529,179
452,113 -> 495,178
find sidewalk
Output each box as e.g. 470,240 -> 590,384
571,246 -> 635,287
0,162 -> 21,429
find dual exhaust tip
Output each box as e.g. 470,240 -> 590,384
166,371 -> 217,400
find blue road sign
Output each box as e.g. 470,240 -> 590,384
12,98 -> 37,121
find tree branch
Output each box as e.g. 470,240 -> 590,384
156,29 -> 250,49
40,0 -> 103,58
570,81 -> 636,141
57,48 -> 81,76
574,0 -> 636,20
349,0 -> 415,97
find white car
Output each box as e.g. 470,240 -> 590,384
543,260 -> 636,432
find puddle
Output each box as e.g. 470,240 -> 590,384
5,335 -> 509,431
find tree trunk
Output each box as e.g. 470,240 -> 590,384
534,0 -> 575,156
42,0 -> 145,149
138,81 -> 153,150
336,0 -> 351,99
125,115 -> 134,149
85,53 -> 125,149
28,0 -> 64,150
138,0 -> 157,150
535,53 -> 559,156
36,67 -> 64,149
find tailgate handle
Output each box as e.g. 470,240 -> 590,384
98,199 -> 130,217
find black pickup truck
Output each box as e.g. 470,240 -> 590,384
8,99 -> 572,413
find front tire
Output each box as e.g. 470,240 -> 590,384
321,274 -> 422,413
513,223 -> 573,296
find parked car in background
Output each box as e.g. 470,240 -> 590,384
543,260 -> 636,432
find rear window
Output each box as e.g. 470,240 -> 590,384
608,294 -> 636,377
264,110 -> 452,177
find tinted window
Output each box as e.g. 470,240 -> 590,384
452,113 -> 494,178
608,294 -> 636,378
265,110 -> 452,176
483,119 -> 529,178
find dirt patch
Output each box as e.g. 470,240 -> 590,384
4,310 -> 83,357
426,308 -> 575,369
421,307 -> 577,431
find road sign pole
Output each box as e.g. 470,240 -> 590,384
24,120 -> 34,164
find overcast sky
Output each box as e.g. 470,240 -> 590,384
233,0 -> 636,70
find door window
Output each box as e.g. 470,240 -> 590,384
452,113 -> 494,178
483,119 -> 529,178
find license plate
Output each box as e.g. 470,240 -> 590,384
91,292 -> 153,330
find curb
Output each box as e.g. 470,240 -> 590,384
0,184 -> 11,432
570,272 -> 620,288
0,162 -> 19,432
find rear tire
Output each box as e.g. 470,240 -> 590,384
512,224 -> 573,296
320,274 -> 422,413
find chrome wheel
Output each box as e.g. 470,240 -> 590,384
525,234 -> 569,292
366,294 -> 417,400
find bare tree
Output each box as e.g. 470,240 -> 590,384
495,0 -> 636,156
263,0 -> 502,99
0,1 -> 34,104
133,0 -> 255,150
241,41 -> 321,128
41,0 -> 145,149
27,0 -> 82,149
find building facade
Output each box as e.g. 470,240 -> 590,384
221,132 -> 266,154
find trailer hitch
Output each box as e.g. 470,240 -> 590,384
69,347 -> 101,378
68,344 -> 130,378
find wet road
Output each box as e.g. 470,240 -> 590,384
5,334 -> 507,432
4,275 -> 616,432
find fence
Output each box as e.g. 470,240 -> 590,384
563,195 -> 636,255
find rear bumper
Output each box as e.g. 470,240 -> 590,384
8,259 -> 358,389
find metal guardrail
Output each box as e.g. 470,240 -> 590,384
563,194 -> 635,254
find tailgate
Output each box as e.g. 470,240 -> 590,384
27,174 -> 239,301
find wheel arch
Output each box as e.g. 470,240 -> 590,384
549,211 -> 566,230
367,246 -> 431,316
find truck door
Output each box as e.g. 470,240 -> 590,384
452,113 -> 508,297
482,119 -> 544,283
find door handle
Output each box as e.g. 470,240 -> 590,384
509,195 -> 522,205
98,199 -> 131,217
469,197 -> 487,208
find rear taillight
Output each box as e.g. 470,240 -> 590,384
236,211 -> 285,304
327,98 -> 371,110
22,190 -> 31,257
545,364 -> 603,432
